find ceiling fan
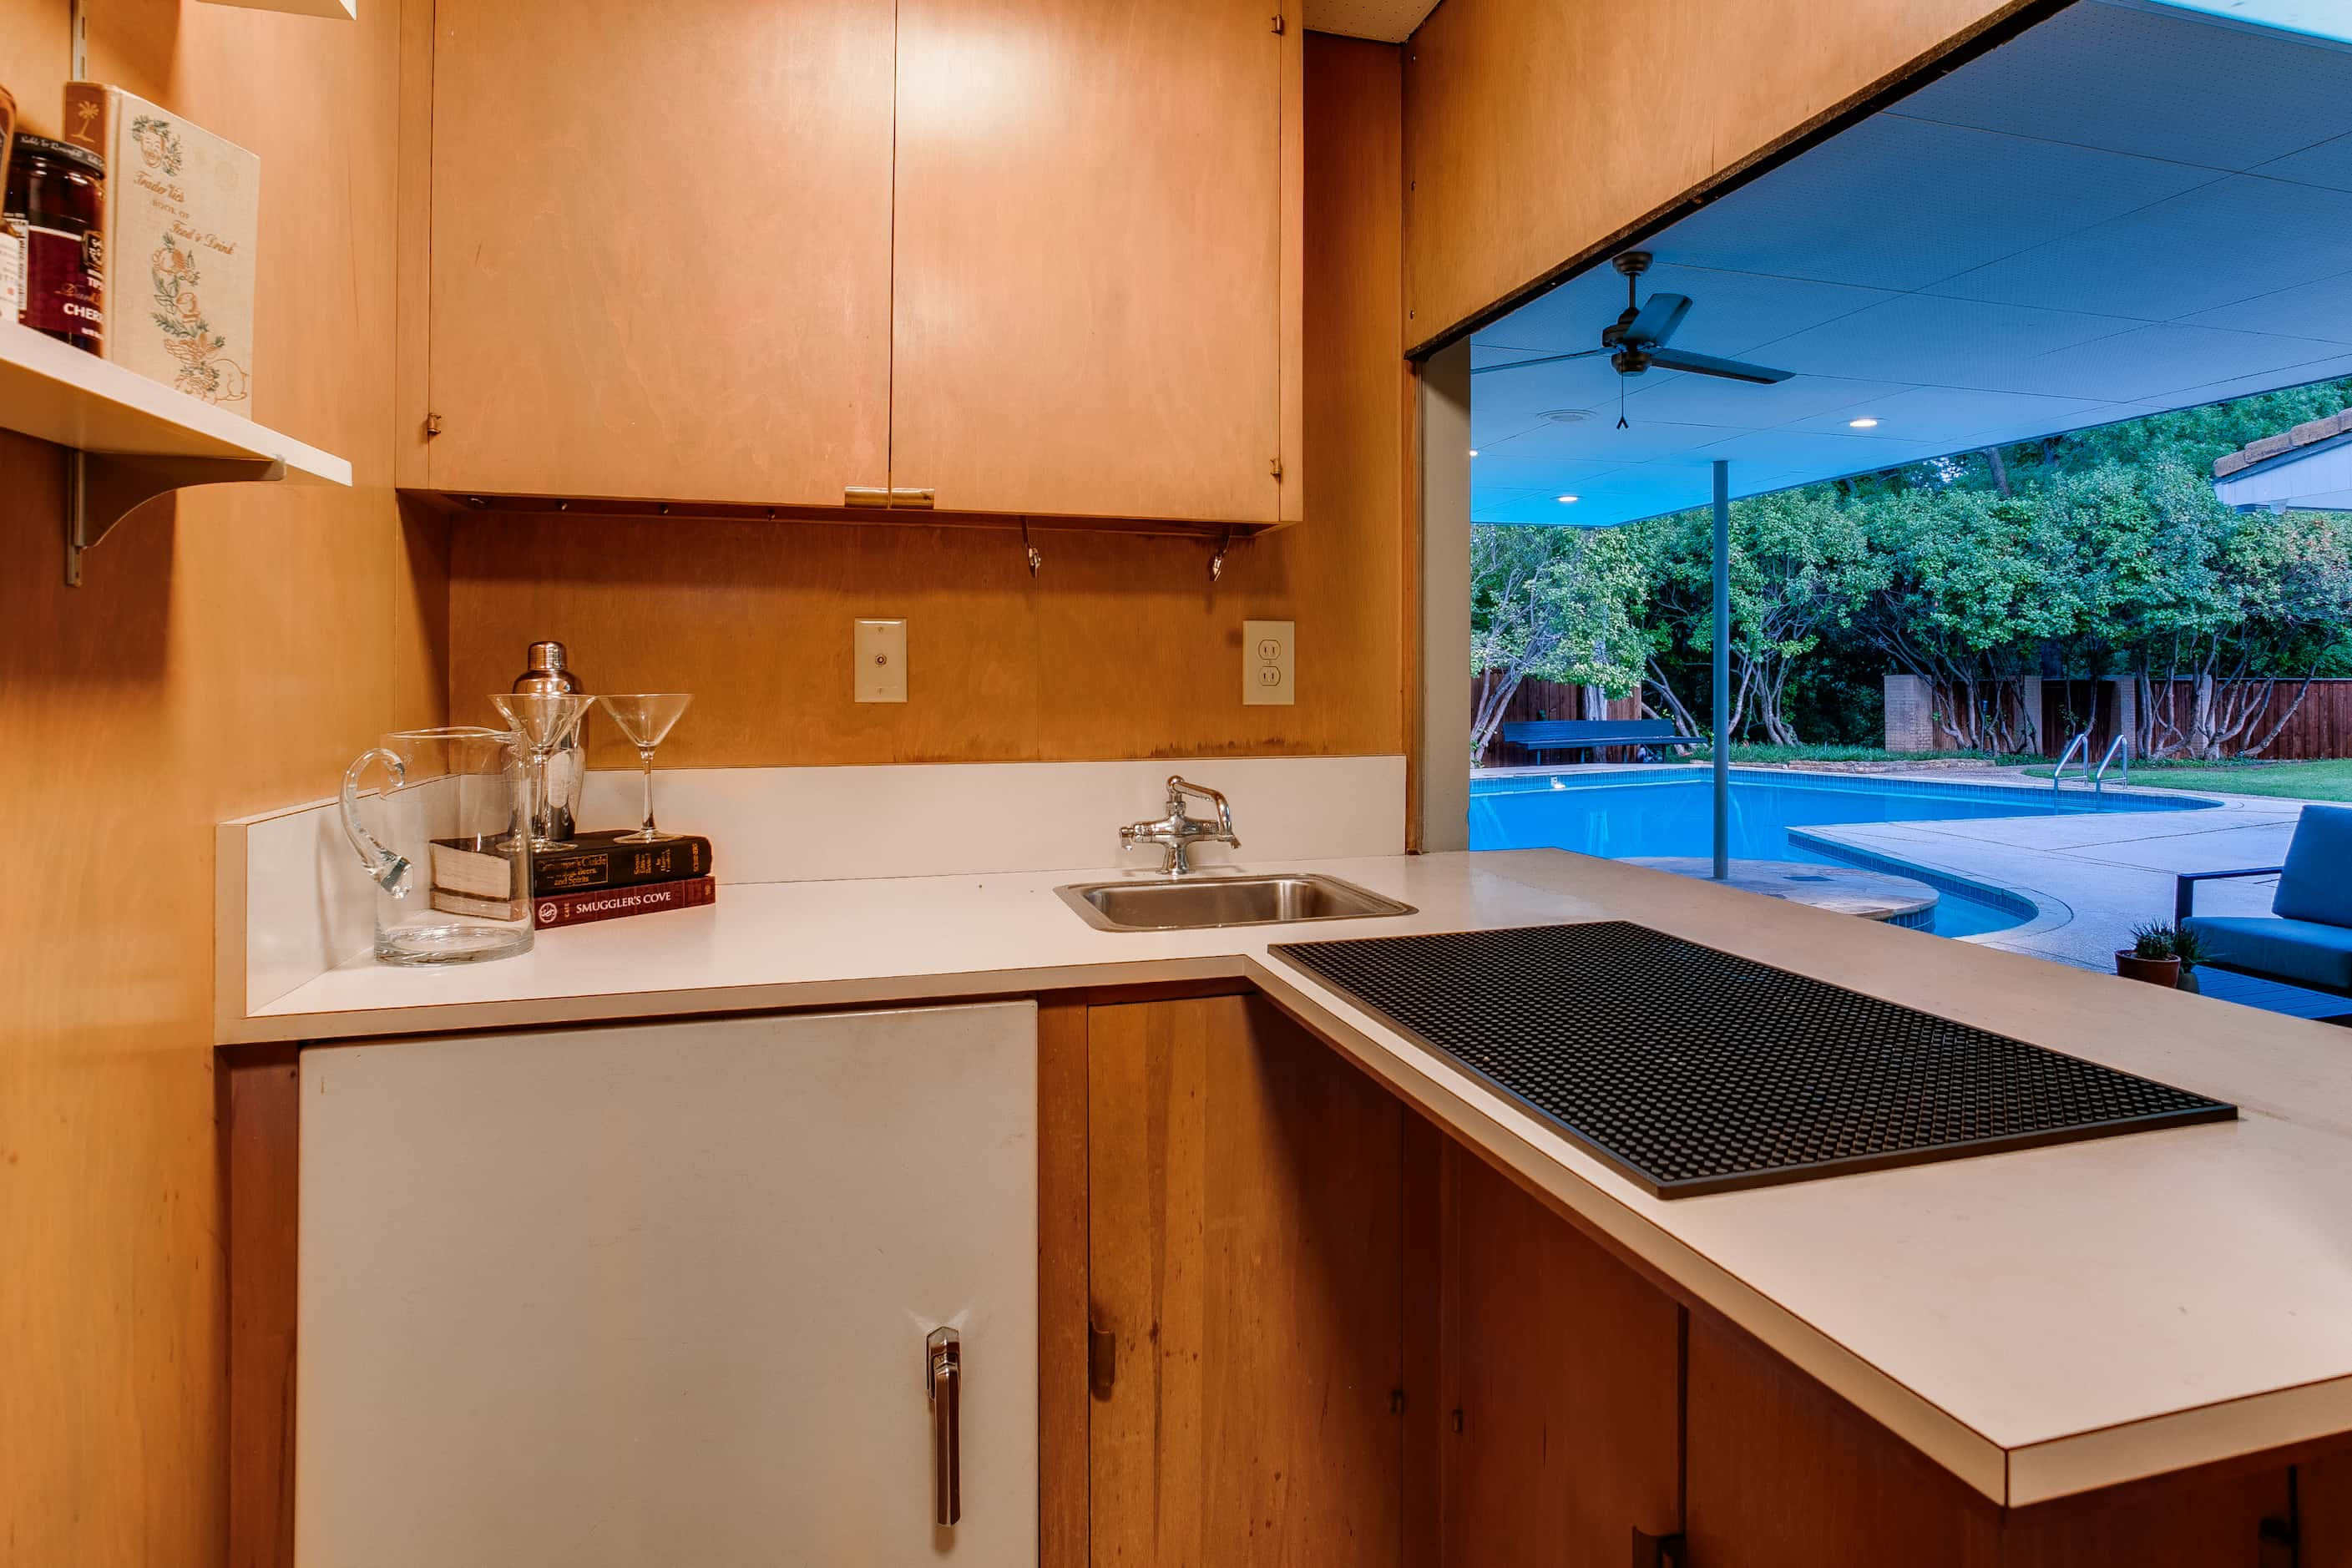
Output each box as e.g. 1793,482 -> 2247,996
1472,252 -> 1793,385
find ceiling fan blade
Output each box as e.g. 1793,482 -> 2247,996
1645,347 -> 1792,385
1469,347 -> 1611,376
1625,291 -> 1692,348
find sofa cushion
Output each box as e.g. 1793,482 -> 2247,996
2274,805 -> 2352,926
2185,913 -> 2352,993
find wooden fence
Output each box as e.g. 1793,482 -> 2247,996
1472,674 -> 2352,766
2036,678 -> 2352,761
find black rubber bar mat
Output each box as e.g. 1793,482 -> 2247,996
1270,922 -> 2236,1198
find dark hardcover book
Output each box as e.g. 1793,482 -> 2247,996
431,830 -> 715,900
528,875 -> 717,930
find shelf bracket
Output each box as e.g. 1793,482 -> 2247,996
65,448 -> 287,587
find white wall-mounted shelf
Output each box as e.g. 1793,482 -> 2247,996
195,0 -> 354,18
0,319 -> 352,584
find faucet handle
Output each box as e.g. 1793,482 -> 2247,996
1166,776 -> 1237,842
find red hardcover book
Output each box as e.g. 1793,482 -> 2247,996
530,874 -> 716,929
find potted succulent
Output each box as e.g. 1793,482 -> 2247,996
2117,921 -> 2206,989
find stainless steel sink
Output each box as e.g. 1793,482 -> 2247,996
1057,873 -> 1415,933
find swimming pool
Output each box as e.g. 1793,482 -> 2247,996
1469,767 -> 2217,938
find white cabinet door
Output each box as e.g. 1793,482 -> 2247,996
297,1002 -> 1038,1568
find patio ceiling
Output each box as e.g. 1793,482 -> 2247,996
1471,0 -> 2352,529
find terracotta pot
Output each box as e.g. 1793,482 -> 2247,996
2115,951 -> 2182,988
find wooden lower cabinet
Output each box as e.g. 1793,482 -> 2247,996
1428,1141 -> 1685,1566
1687,1310 -> 2309,1568
1075,995 -> 2337,1568
1078,995 -> 1685,1567
1085,994 -> 1405,1566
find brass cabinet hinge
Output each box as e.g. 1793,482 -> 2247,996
2259,1464 -> 2300,1568
1271,13 -> 1285,33
1631,1528 -> 1687,1567
1087,1322 -> 1117,1397
423,412 -> 443,438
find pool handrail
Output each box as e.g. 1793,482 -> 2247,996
2053,732 -> 2091,795
2092,735 -> 2130,798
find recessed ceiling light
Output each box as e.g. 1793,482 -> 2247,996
1848,417 -> 1879,428
1468,448 -> 1479,457
1555,494 -> 1579,503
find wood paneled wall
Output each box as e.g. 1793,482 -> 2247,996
0,6 -> 443,1565
1400,0 -> 2045,351
444,33 -> 1409,770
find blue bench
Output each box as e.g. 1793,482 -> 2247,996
1500,719 -> 1703,763
2177,804 -> 2352,997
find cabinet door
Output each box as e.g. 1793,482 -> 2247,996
1434,1143 -> 1685,1565
1087,994 -> 1403,1565
888,0 -> 1297,524
427,0 -> 895,504
298,1003 -> 1038,1567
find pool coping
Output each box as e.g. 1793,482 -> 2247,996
1786,828 -> 2073,946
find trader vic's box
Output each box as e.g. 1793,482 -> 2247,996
63,81 -> 259,407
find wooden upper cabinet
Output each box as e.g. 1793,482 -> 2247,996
424,0 -> 897,504
418,0 -> 1300,524
886,0 -> 1302,525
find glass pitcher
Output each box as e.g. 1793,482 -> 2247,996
339,726 -> 534,964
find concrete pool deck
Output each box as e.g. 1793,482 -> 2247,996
1777,768 -> 2352,1017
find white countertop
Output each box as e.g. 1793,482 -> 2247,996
231,848 -> 2352,1509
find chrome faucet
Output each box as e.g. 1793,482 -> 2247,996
1120,776 -> 1240,876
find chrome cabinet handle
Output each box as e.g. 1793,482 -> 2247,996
927,1327 -> 961,1527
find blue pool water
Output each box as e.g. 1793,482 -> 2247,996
1469,767 -> 2217,938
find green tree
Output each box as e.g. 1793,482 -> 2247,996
1663,489 -> 1881,745
1859,486 -> 2084,751
1468,524 -> 1650,761
2060,457 -> 2352,758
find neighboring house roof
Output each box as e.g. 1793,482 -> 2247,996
2212,409 -> 2352,513
2213,409 -> 2352,479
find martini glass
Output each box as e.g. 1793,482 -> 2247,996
492,691 -> 594,852
597,693 -> 694,843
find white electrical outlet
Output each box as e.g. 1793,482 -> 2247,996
1242,619 -> 1295,706
853,618 -> 908,703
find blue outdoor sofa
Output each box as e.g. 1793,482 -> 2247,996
2177,804 -> 2352,997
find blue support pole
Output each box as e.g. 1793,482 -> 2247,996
1712,460 -> 1731,881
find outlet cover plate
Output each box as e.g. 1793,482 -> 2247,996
854,618 -> 908,703
1243,619 -> 1295,706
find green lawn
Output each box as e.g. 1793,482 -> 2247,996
1688,742 -> 2044,766
2025,757 -> 2352,802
